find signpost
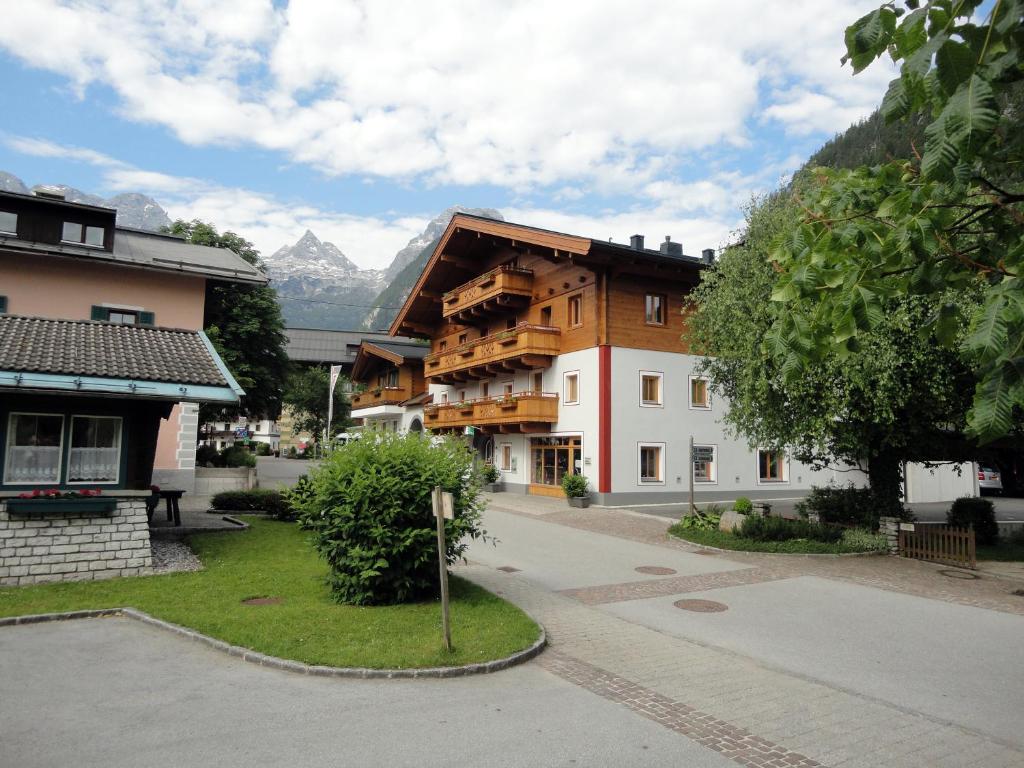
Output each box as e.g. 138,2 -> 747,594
431,486 -> 454,652
689,436 -> 695,514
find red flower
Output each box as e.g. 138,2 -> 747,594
44,489 -> 60,497
150,485 -> 161,493
17,492 -> 32,499
31,489 -> 41,497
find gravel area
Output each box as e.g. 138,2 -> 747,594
151,540 -> 203,574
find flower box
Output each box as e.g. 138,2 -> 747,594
6,498 -> 118,516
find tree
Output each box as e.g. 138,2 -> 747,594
767,0 -> 1024,443
283,366 -> 351,441
689,189 -> 981,514
167,219 -> 290,422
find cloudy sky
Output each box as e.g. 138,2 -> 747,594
0,0 -> 892,269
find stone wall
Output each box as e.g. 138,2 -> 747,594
193,467 -> 257,496
0,499 -> 152,587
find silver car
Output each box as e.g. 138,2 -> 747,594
978,466 -> 1003,495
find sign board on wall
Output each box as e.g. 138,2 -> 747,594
693,447 -> 714,462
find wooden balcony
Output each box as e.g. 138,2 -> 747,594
424,392 -> 558,433
350,386 -> 410,410
441,265 -> 534,323
424,324 -> 561,383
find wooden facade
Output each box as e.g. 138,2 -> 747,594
349,341 -> 428,411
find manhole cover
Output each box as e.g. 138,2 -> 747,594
497,566 -> 521,573
241,596 -> 283,605
674,599 -> 728,613
938,569 -> 979,580
635,566 -> 678,576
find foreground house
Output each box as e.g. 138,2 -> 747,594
0,189 -> 255,584
391,214 -> 975,504
349,340 -> 430,433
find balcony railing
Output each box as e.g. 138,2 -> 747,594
424,324 -> 561,382
350,386 -> 410,410
424,391 -> 558,431
442,265 -> 534,322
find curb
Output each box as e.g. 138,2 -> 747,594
0,607 -> 547,679
667,533 -> 886,558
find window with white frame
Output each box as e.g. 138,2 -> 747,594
4,413 -> 65,484
68,416 -> 122,483
693,444 -> 717,484
563,371 -> 579,405
757,449 -> 788,483
638,443 -> 665,484
503,380 -> 514,396
689,376 -> 710,409
0,210 -> 16,234
500,444 -> 513,471
640,371 -> 663,407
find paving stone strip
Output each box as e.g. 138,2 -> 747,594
558,566 -> 794,605
539,650 -> 824,768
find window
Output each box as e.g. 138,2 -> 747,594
0,211 -> 16,234
62,222 -> 105,247
564,371 -> 580,405
506,317 -> 517,330
638,443 -> 664,484
67,416 -> 122,484
0,296 -> 6,314
90,306 -> 154,325
108,310 -> 138,325
645,293 -> 666,325
458,389 -> 467,402
540,306 -> 552,325
439,340 -> 447,351
500,444 -> 513,471
640,372 -> 663,407
532,371 -> 543,392
481,382 -> 490,398
693,444 -> 717,484
689,376 -> 710,409
503,381 -> 514,396
568,295 -> 583,328
458,333 -> 468,345
758,449 -> 788,483
4,413 -> 64,484
387,369 -> 399,388
441,392 -> 448,404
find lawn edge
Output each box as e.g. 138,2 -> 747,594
667,529 -> 886,558
0,606 -> 547,679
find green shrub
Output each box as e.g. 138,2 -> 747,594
481,463 -> 501,484
293,432 -> 487,605
678,510 -> 721,531
947,496 -> 999,545
734,496 -> 753,514
221,445 -> 257,468
840,528 -> 887,552
211,489 -> 291,520
795,484 -> 895,530
196,444 -> 221,467
561,473 -> 589,498
738,514 -> 843,543
256,442 -> 272,456
286,446 -> 298,458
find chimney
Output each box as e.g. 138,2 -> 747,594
33,186 -> 66,201
702,248 -> 715,264
659,235 -> 682,257
629,234 -> 645,251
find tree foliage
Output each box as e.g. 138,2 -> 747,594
768,0 -> 1024,442
283,365 -> 351,440
167,219 -> 289,421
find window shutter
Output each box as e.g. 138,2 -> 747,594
90,305 -> 109,321
138,311 -> 155,326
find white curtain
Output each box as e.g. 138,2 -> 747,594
4,446 -> 61,483
67,447 -> 119,482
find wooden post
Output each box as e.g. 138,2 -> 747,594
432,486 -> 452,652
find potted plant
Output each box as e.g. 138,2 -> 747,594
7,488 -> 117,516
562,473 -> 590,508
481,463 -> 502,492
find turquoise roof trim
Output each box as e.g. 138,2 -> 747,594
0,370 -> 240,403
198,330 -> 246,398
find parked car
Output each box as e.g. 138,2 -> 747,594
978,466 -> 1003,495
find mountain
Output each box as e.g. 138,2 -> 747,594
0,171 -> 171,231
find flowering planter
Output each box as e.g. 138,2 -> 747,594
6,498 -> 117,516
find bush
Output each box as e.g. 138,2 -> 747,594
734,496 -> 753,514
211,489 -> 292,520
561,473 -> 589,498
256,442 -> 272,456
839,528 -> 887,552
196,444 -> 221,467
221,445 -> 257,468
795,484 -> 895,531
293,432 -> 487,605
481,463 -> 500,484
738,514 -> 843,543
678,509 -> 721,531
947,496 -> 999,545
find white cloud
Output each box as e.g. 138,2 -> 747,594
0,0 -> 891,191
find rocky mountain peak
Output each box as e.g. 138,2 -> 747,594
266,229 -> 372,283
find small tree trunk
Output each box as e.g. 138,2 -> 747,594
869,449 -> 904,517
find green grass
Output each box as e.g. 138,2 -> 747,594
977,538 -> 1024,562
0,518 -> 540,669
668,523 -> 884,554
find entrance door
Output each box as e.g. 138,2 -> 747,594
529,436 -> 581,496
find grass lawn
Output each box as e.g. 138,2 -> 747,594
668,524 -> 885,554
0,518 -> 540,669
977,538 -> 1024,562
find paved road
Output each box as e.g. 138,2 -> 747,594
256,457 -> 321,489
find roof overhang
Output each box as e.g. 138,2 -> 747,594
351,341 -> 418,381
0,370 -> 241,403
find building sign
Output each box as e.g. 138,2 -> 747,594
693,446 -> 714,462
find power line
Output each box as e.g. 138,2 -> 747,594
275,293 -> 406,310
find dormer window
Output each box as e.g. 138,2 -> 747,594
0,211 -> 16,235
63,221 -> 105,247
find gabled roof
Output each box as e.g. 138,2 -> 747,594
351,339 -> 429,381
284,328 -> 417,366
0,315 -> 243,402
389,213 -> 705,337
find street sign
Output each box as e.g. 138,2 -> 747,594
432,490 -> 454,519
464,426 -> 476,436
693,447 -> 714,462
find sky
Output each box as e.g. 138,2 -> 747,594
0,0 -> 895,271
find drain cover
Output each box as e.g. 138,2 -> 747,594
241,596 -> 283,605
1013,589 -> 1024,597
497,566 -> 521,573
938,569 -> 979,580
635,566 -> 678,576
674,599 -> 728,613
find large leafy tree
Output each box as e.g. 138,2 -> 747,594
768,0 -> 1024,443
690,190 -> 980,513
282,366 -> 351,441
167,219 -> 289,422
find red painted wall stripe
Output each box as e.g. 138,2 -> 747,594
598,344 -> 611,494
